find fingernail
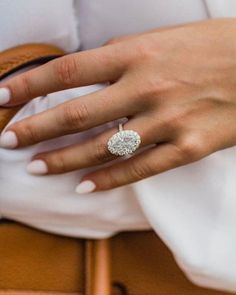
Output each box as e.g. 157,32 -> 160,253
27,160 -> 48,175
0,88 -> 11,105
75,180 -> 96,194
0,131 -> 18,148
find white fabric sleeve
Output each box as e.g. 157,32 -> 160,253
205,0 -> 236,17
0,0 -> 80,52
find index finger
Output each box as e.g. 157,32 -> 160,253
0,43 -> 130,106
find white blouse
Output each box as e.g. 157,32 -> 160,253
0,0 -> 236,292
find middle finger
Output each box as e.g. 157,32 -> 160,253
0,81 -> 140,149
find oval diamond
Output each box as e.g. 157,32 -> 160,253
107,130 -> 141,156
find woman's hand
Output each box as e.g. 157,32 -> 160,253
0,19 -> 236,193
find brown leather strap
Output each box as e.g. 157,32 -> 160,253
0,108 -> 19,131
0,44 -> 65,131
0,292 -> 78,295
0,43 -> 64,80
85,240 -> 111,295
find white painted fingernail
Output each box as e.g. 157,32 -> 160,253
0,88 -> 11,105
27,160 -> 48,175
0,131 -> 18,148
75,180 -> 96,194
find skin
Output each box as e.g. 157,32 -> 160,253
1,18 -> 236,191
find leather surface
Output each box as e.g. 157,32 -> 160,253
0,107 -> 20,131
0,292 -> 79,295
0,224 -> 232,295
0,222 -> 85,294
111,232 -> 231,295
85,240 -> 111,295
0,43 -> 64,79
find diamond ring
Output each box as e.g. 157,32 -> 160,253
107,123 -> 141,156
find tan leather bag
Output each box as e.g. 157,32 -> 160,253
0,44 -> 231,295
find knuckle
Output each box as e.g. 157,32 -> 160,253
21,73 -> 33,98
134,39 -> 154,60
53,55 -> 79,86
129,162 -> 152,180
20,122 -> 39,144
131,35 -> 160,62
46,152 -> 68,173
158,104 -> 191,132
93,140 -> 113,163
137,77 -> 177,103
176,135 -> 206,161
52,153 -> 68,173
105,37 -> 121,45
161,112 -> 182,132
104,169 -> 120,189
150,111 -> 182,136
61,102 -> 90,131
149,79 -> 177,98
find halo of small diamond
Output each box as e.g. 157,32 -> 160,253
107,130 -> 141,156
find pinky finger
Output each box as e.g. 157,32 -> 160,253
75,143 -> 186,194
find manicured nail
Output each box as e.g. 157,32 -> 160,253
75,180 -> 96,194
0,88 -> 11,105
27,160 -> 48,175
0,131 -> 18,148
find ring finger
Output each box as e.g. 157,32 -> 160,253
26,115 -> 172,175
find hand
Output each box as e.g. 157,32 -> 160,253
0,19 -> 236,193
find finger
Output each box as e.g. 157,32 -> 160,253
26,115 -> 172,175
0,80 -> 141,148
74,142 -> 188,193
0,43 -> 131,106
